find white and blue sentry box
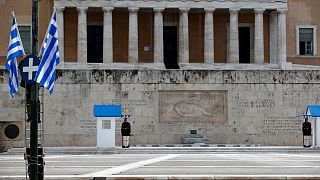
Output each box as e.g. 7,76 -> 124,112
306,105 -> 320,147
93,105 -> 123,148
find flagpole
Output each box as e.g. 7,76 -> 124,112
30,0 -> 39,179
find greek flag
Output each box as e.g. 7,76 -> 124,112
6,13 -> 25,97
35,10 -> 59,94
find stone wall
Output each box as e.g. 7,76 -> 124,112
1,68 -> 320,146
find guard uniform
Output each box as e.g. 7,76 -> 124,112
121,119 -> 131,148
303,119 -> 312,147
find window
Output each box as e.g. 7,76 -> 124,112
18,26 -> 32,54
299,28 -> 313,55
102,120 -> 111,129
296,26 -> 317,56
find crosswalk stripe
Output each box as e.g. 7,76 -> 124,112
85,154 -> 181,177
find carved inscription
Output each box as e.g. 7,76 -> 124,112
159,90 -> 227,123
80,119 -> 96,135
239,99 -> 275,108
264,116 -> 301,135
112,99 -> 147,113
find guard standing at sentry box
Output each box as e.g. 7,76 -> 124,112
302,117 -> 312,147
121,117 -> 131,148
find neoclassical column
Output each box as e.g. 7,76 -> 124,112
277,9 -> 287,67
128,7 -> 139,63
154,8 -> 164,63
77,7 -> 88,63
103,7 -> 114,63
204,8 -> 215,63
254,9 -> 265,64
269,11 -> 278,64
56,7 -> 65,63
179,8 -> 190,63
229,8 -> 240,63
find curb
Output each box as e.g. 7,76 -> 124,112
131,144 -> 261,147
3,145 -> 320,155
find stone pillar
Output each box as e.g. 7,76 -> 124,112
77,7 -> 88,63
128,7 -> 139,63
254,9 -> 265,64
56,7 -> 65,63
179,8 -> 190,63
269,11 -> 278,64
204,8 -> 215,63
229,8 -> 240,63
103,7 -> 113,63
154,8 -> 164,63
277,9 -> 287,67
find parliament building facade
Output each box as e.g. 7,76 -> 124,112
1,0 -> 320,149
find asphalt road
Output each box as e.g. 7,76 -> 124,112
1,151 -> 320,179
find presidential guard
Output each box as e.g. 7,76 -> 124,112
302,117 -> 312,147
121,117 -> 131,148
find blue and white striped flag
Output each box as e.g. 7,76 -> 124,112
35,10 -> 60,94
6,12 -> 25,97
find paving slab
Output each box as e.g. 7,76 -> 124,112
1,149 -> 320,179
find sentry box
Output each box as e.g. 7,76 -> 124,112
305,105 -> 320,148
93,105 -> 123,148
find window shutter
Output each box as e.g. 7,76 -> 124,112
18,26 -> 32,54
299,28 -> 313,42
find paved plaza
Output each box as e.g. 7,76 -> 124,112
1,147 -> 320,179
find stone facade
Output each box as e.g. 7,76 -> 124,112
1,0 -> 320,148
56,0 -> 288,67
2,65 -> 319,146
1,0 -> 320,65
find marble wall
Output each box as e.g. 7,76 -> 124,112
1,68 -> 319,146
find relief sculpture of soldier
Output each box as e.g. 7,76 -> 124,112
121,117 -> 131,148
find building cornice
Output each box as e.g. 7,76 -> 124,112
54,0 -> 287,10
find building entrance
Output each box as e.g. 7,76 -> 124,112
164,26 -> 179,69
87,25 -> 103,63
239,27 -> 251,64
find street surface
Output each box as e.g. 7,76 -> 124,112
1,149 -> 320,179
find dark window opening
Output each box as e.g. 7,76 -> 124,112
87,25 -> 103,63
163,26 -> 179,69
299,28 -> 314,56
239,27 -> 251,64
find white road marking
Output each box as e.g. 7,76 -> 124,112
165,159 -> 320,162
85,154 -> 181,177
44,155 -> 70,159
4,159 -> 320,163
0,157 -> 24,160
3,165 -> 320,169
2,153 -> 320,178
145,165 -> 320,168
1,166 -> 116,168
99,175 -> 320,178
2,175 -> 320,179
